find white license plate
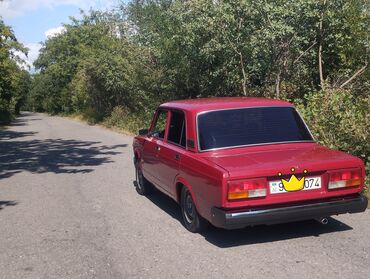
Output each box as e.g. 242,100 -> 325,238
269,176 -> 321,194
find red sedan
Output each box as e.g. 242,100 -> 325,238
133,97 -> 367,232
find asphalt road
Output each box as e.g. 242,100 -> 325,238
0,112 -> 369,279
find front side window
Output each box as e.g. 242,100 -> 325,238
168,110 -> 186,148
152,110 -> 168,139
197,107 -> 313,151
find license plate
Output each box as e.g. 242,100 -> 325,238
269,176 -> 321,194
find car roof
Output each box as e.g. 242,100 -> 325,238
159,97 -> 293,113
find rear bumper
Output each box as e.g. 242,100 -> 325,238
210,194 -> 368,229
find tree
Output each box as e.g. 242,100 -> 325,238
0,18 -> 30,123
27,0 -> 369,114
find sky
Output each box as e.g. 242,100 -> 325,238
0,0 -> 121,70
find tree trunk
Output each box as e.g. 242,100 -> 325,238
275,70 -> 281,98
318,0 -> 326,90
318,42 -> 324,89
239,52 -> 247,96
339,63 -> 368,88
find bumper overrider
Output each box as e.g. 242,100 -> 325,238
211,194 -> 368,229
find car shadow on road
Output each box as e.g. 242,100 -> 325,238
0,201 -> 17,211
143,186 -> 183,222
142,186 -> 353,248
202,217 -> 352,248
0,129 -> 127,179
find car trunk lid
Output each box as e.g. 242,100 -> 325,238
201,143 -> 364,208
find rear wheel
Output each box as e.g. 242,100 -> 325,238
180,186 -> 208,233
135,164 -> 151,196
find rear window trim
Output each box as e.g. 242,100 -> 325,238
196,106 -> 315,152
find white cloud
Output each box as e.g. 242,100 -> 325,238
0,0 -> 118,20
45,26 -> 66,38
26,43 -> 42,66
14,43 -> 42,71
0,0 -> 119,72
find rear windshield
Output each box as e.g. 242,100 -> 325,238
197,107 -> 313,151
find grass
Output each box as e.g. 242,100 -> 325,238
60,107 -> 147,136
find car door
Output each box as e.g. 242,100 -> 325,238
155,110 -> 187,197
141,109 -> 169,187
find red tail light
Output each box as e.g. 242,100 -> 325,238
328,169 -> 362,190
227,178 -> 267,201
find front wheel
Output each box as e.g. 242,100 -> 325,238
135,164 -> 151,196
180,187 -> 208,233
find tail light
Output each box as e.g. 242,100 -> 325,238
227,178 -> 267,201
328,169 -> 362,190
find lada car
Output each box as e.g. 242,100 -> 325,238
133,98 -> 367,232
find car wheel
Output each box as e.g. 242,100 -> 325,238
135,164 -> 151,196
180,186 -> 208,233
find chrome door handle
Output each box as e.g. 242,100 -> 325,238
155,146 -> 161,151
174,154 -> 180,160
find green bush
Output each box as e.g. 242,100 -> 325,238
80,107 -> 104,125
0,102 -> 12,124
103,106 -> 149,134
296,90 -> 370,194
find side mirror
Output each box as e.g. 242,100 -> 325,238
138,128 -> 149,136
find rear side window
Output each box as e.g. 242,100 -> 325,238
197,107 -> 313,151
152,110 -> 168,139
168,110 -> 186,148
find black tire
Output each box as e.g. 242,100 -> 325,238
135,164 -> 151,196
180,186 -> 208,233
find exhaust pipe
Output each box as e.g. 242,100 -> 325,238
316,217 -> 329,225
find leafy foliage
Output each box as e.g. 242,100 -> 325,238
0,18 -> 30,123
296,90 -> 369,188
28,1 -> 369,114
127,0 -> 369,98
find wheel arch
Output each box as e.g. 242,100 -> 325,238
175,177 -> 198,209
134,149 -> 141,166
